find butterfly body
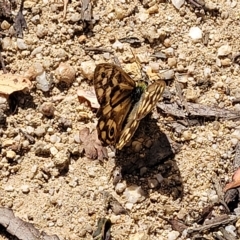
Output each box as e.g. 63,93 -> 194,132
94,63 -> 165,150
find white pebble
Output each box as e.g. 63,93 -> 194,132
115,182 -> 127,194
5,185 -> 14,192
36,71 -> 51,92
80,60 -> 96,80
31,46 -> 43,56
172,0 -> 185,9
125,202 -> 133,210
21,185 -> 30,193
209,194 -> 219,203
35,126 -> 46,137
138,11 -> 149,22
217,44 -> 232,57
26,126 -> 34,134
225,225 -> 236,236
50,135 -> 61,144
188,27 -> 202,40
231,129 -> 240,140
168,230 -> 180,240
204,67 -> 211,77
123,185 -> 146,204
17,38 -> 28,50
50,146 -> 59,156
112,40 -> 124,50
231,138 -> 238,146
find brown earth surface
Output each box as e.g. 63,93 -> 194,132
1,0 -> 240,239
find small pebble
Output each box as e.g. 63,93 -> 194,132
204,67 -> 211,77
147,4 -> 158,14
221,58 -> 231,66
155,173 -> 164,183
123,185 -> 146,204
172,0 -> 185,9
36,71 -> 51,91
53,151 -> 70,172
5,185 -> 14,192
88,167 -> 96,177
132,141 -> 142,152
177,208 -> 187,220
55,62 -> 76,85
36,24 -> 48,38
189,27 -> 202,40
78,35 -> 87,43
6,150 -> 16,159
217,44 -> 232,56
168,230 -> 180,240
21,185 -> 30,193
225,225 -> 236,236
39,102 -> 55,117
125,202 -> 133,210
140,167 -> 148,176
231,129 -> 240,140
208,194 -> 219,203
168,57 -> 177,67
80,60 -> 96,80
182,130 -> 192,141
148,178 -> 159,188
22,140 -> 30,149
129,232 -> 150,240
35,126 -> 46,137
50,135 -> 61,144
17,39 -> 28,50
50,146 -> 59,156
31,15 -> 40,24
1,20 -> 11,30
26,126 -> 34,135
2,140 -> 15,147
70,13 -> 81,22
161,69 -> 174,80
31,46 -> 43,56
1,37 -> 14,50
115,182 -> 127,194
138,11 -> 149,22
112,40 -> 124,50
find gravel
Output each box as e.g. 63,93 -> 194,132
1,0 -> 240,239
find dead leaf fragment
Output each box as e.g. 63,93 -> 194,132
77,88 -> 100,109
0,207 -> 60,240
0,73 -> 32,95
224,168 -> 240,192
79,127 -> 108,161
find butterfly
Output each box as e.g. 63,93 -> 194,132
94,63 -> 165,150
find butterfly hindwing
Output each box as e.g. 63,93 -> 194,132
116,80 -> 165,150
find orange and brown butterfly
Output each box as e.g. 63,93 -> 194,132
93,63 -> 165,150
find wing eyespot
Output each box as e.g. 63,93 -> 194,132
109,127 -> 115,137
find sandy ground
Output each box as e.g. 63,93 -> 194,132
1,0 -> 240,239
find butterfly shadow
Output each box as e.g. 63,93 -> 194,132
114,116 -> 183,200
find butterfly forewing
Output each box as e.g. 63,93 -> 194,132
116,80 -> 165,150
94,63 -> 136,146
